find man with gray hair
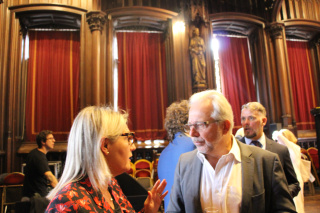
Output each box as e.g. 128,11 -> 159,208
239,102 -> 300,198
167,90 -> 296,213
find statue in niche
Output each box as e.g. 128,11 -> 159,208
189,28 -> 206,86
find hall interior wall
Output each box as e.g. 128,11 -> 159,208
0,0 -> 319,173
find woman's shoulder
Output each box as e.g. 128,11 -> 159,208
46,181 -> 95,212
52,181 -> 86,199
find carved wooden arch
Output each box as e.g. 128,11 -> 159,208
4,4 -> 87,172
10,3 -> 88,106
284,19 -> 320,106
284,19 -> 320,40
210,12 -> 266,35
106,6 -> 178,30
104,6 -> 179,104
209,12 -> 275,125
271,0 -> 284,22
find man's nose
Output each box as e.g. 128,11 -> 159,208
189,126 -> 200,137
241,118 -> 249,125
130,143 -> 136,151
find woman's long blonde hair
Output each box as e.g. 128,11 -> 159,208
280,129 -> 298,144
47,106 -> 128,200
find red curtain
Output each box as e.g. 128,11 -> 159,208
286,40 -> 316,130
217,35 -> 257,131
26,31 -> 80,141
117,32 -> 167,141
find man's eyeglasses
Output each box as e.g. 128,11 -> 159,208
183,120 -> 221,132
121,132 -> 135,146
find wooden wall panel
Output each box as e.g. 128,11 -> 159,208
0,1 -> 10,153
281,0 -> 320,21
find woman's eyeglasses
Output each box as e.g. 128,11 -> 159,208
121,132 -> 135,146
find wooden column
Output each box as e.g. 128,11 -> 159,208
310,37 -> 320,106
269,23 -> 294,129
5,12 -> 23,172
86,11 -> 106,105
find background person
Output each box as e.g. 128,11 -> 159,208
157,100 -> 196,211
240,102 -> 300,198
167,90 -> 295,213
46,106 -> 168,213
22,130 -> 58,199
234,127 -> 244,140
273,129 -> 315,213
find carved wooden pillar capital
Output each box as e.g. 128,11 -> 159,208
86,11 -> 106,33
268,23 -> 284,40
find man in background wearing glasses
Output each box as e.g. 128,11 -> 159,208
167,90 -> 296,213
22,130 -> 58,200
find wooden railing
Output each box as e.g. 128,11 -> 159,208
298,137 -> 317,149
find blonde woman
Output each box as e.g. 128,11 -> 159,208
274,129 -> 313,213
46,106 -> 167,212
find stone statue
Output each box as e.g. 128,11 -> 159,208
189,28 -> 206,86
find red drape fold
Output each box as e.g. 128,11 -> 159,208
26,31 -> 80,141
217,36 -> 257,131
117,32 -> 167,141
286,40 -> 316,130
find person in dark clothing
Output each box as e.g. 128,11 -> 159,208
22,130 -> 58,198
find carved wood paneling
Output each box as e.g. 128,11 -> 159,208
7,0 -> 97,11
207,0 -> 267,19
0,0 -> 8,154
280,0 -> 320,21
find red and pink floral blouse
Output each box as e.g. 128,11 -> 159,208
45,176 -> 143,213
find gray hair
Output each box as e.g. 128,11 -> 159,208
164,100 -> 189,141
47,106 -> 128,200
241,102 -> 266,117
189,90 -> 234,134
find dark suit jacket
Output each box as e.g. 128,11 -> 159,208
239,137 -> 300,197
167,141 -> 296,213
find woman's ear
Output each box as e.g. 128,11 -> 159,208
100,138 -> 109,155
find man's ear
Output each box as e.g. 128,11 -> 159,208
222,120 -> 231,134
100,138 -> 109,155
262,117 -> 268,127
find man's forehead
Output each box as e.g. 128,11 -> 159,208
241,108 -> 262,117
189,102 -> 212,119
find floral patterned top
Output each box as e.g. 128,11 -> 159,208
45,177 -> 143,213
